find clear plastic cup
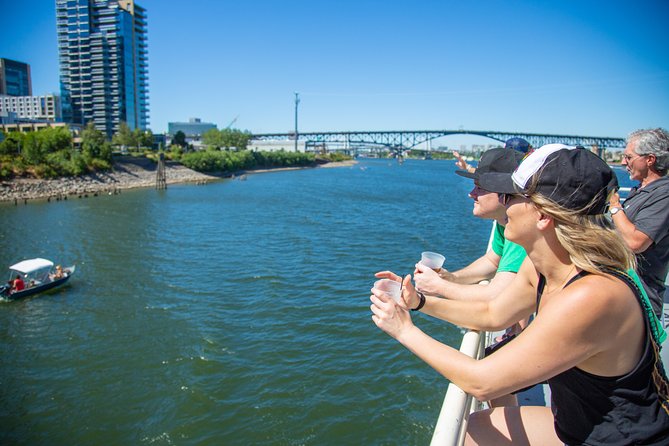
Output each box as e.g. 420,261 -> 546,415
373,279 -> 402,304
420,251 -> 446,272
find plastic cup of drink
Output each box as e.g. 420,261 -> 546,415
374,279 -> 402,304
421,251 -> 446,272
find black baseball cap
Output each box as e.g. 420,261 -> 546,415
505,137 -> 531,153
484,144 -> 618,214
455,147 -> 525,192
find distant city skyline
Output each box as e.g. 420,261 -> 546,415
1,0 -> 668,148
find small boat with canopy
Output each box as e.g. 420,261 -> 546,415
0,258 -> 75,300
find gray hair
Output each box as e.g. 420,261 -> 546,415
627,128 -> 669,175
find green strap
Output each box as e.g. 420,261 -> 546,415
626,269 -> 667,344
613,268 -> 667,345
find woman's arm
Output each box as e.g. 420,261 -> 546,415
421,257 -> 537,330
446,250 -> 501,284
413,261 -> 517,302
371,272 -> 645,400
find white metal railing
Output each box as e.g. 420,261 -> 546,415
430,330 -> 486,446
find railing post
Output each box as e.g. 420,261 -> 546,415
430,330 -> 485,446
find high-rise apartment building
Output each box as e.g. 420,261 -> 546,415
56,0 -> 149,137
0,58 -> 32,96
0,94 -> 62,122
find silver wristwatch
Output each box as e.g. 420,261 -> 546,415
610,206 -> 623,215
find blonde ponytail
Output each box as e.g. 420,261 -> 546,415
530,193 -> 636,274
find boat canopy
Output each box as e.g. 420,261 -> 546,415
9,258 -> 54,274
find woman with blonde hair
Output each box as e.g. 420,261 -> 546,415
371,144 -> 669,445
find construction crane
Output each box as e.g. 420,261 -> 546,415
225,115 -> 239,130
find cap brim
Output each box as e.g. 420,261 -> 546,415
455,169 -> 476,179
478,172 -> 516,194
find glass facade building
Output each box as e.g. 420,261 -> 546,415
0,58 -> 32,96
56,0 -> 149,137
168,118 -> 218,138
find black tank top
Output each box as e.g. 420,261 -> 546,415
536,271 -> 669,445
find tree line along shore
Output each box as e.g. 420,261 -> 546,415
0,156 -> 357,204
0,124 -> 356,204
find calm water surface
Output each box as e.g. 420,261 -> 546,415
0,159 -> 634,445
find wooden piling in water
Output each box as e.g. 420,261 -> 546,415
156,153 -> 167,190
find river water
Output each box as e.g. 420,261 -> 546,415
0,158 -> 634,445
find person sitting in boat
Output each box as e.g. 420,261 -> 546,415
51,265 -> 64,280
12,274 -> 25,293
371,145 -> 669,445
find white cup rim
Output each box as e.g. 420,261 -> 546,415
421,251 -> 445,268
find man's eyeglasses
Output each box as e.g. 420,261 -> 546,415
622,153 -> 647,163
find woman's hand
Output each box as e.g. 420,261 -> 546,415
413,263 -> 445,296
374,271 -> 418,309
370,280 -> 414,339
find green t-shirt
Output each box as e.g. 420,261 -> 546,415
490,222 -> 527,274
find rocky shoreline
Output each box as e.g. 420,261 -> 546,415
0,157 -> 357,204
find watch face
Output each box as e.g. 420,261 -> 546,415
611,207 -> 621,215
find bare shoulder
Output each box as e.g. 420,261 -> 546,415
540,272 -> 642,342
546,273 -> 636,315
567,273 -> 635,305
480,271 -> 642,386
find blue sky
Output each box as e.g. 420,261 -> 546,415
1,0 -> 668,147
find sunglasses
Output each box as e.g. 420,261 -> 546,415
499,192 -> 530,206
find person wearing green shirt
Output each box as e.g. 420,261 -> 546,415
378,147 -> 528,406
409,147 -> 527,302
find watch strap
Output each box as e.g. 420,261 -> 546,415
412,291 -> 426,311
